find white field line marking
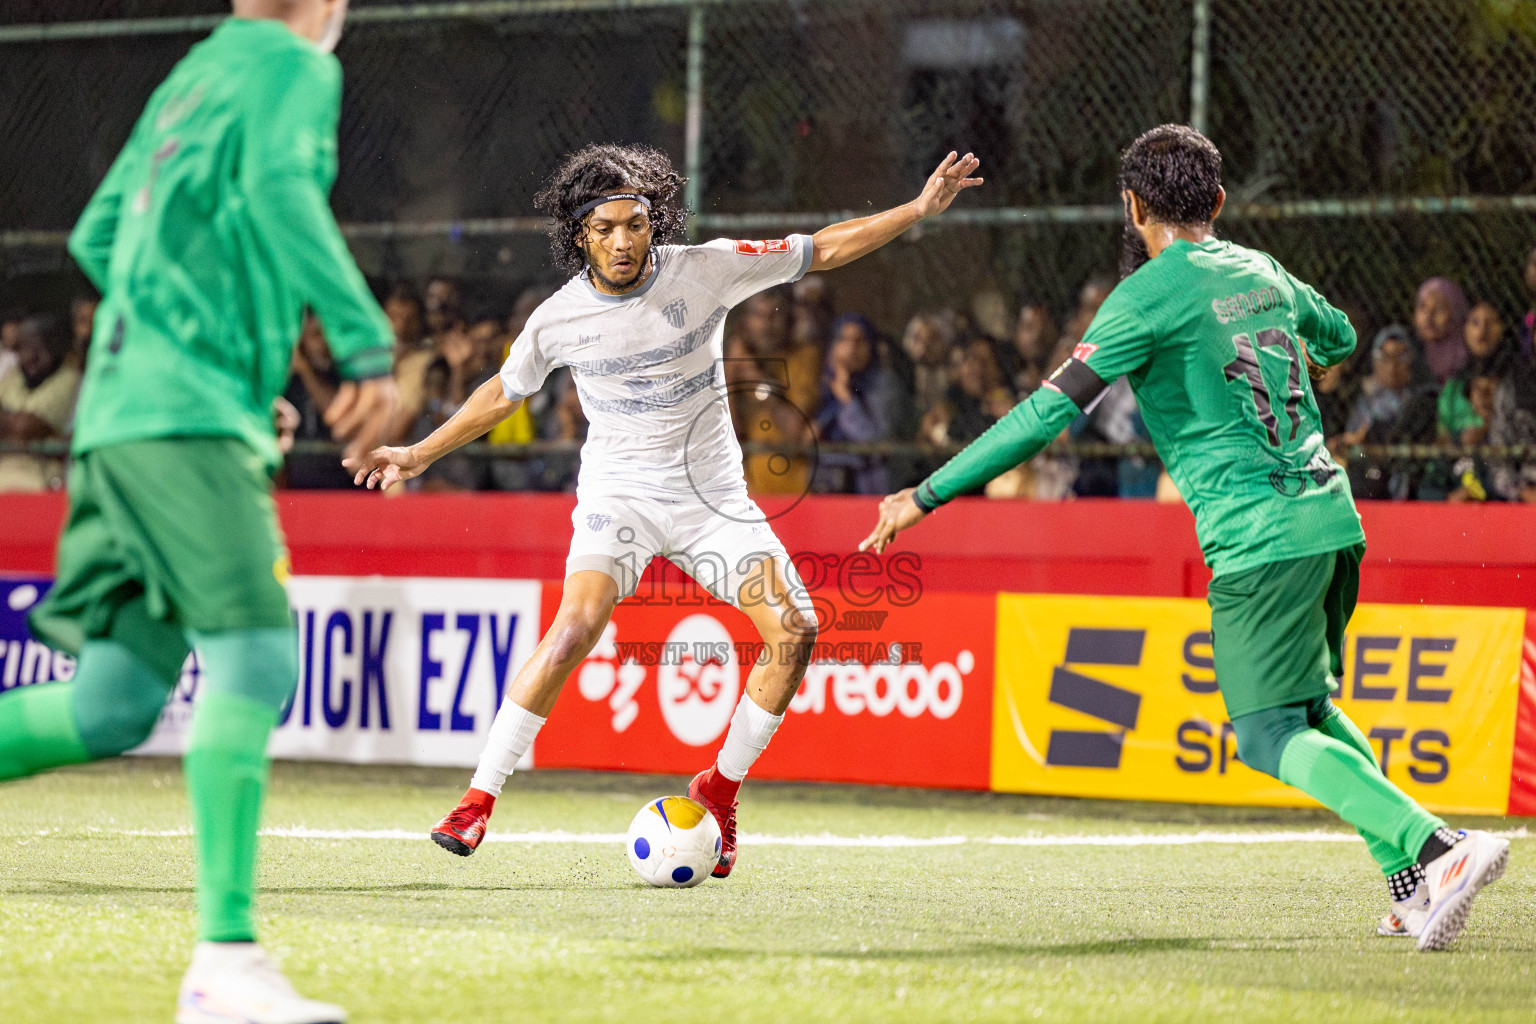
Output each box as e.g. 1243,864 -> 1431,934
65,826 -> 1533,847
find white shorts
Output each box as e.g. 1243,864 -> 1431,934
566,491 -> 799,609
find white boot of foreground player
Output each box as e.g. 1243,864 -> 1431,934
176,942 -> 346,1024
1377,881 -> 1429,938
1416,829 -> 1510,952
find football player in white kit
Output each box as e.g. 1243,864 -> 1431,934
348,143 -> 981,876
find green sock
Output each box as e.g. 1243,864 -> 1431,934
184,690 -> 278,943
1313,708 -> 1417,875
1278,729 -> 1445,865
0,683 -> 90,780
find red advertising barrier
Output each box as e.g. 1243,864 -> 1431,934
1510,612 -> 1536,816
5,491 -> 1535,607
5,492 -> 1534,809
533,583 -> 996,790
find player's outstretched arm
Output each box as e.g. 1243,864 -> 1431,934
345,375 -> 521,490
808,152 -> 982,272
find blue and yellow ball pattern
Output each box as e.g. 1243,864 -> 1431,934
625,795 -> 723,889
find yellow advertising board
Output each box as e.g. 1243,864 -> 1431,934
991,594 -> 1525,814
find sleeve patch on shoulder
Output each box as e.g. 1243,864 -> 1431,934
1045,356 -> 1109,408
734,239 -> 791,255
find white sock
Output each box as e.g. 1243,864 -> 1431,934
469,701 -> 546,797
714,695 -> 784,782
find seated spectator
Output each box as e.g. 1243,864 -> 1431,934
1006,298 -> 1058,398
791,274 -> 834,355
1070,377 -> 1157,498
448,303 -> 508,406
0,314 -> 81,492
1059,274 -> 1115,347
1437,302 -> 1513,444
424,276 -> 462,342
1414,276 -> 1469,383
729,287 -> 820,495
383,281 -> 433,444
1340,326 -> 1438,499
281,315 -> 352,489
412,303 -> 516,492
1487,357 -> 1536,503
1313,359 -> 1356,448
901,311 -> 958,422
1446,365 -> 1536,502
497,285 -> 559,445
922,336 -> 1010,446
813,314 -> 902,494
970,287 -> 1012,342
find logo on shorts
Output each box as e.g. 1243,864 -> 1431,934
577,334 -> 601,347
661,298 -> 688,330
586,514 -> 612,531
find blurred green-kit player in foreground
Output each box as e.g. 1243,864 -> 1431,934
0,1 -> 396,1021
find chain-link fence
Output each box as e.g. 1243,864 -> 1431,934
2,0 -> 1536,499
6,0 -> 1535,326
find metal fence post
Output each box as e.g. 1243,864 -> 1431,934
1190,0 -> 1212,135
684,2 -> 706,241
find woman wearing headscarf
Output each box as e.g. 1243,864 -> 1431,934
1414,276 -> 1470,383
1341,325 -> 1439,499
813,313 -> 903,494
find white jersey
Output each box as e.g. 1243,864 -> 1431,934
499,235 -> 814,500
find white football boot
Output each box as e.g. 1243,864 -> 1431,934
176,942 -> 346,1024
1376,881 -> 1429,938
1416,829 -> 1510,952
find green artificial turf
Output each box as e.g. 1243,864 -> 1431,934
1,759 -> 1532,1023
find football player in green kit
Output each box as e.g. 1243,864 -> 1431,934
861,125 -> 1507,953
0,1 -> 393,1020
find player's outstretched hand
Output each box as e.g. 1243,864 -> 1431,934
858,487 -> 928,555
911,152 -> 983,220
345,444 -> 426,491
325,376 -> 399,464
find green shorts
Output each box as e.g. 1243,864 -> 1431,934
29,437 -> 293,654
1206,543 -> 1364,719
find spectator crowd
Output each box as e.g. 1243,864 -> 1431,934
5,245 -> 1536,504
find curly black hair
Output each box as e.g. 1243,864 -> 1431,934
1119,124 -> 1223,227
532,144 -> 689,275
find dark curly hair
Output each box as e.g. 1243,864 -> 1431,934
1119,124 -> 1223,227
532,144 -> 689,275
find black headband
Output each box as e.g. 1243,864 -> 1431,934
572,192 -> 652,221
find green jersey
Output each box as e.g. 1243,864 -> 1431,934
918,238 -> 1365,577
68,18 -> 393,472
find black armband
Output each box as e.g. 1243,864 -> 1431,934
913,479 -> 942,514
1042,356 -> 1109,409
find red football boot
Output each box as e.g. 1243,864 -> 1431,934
431,788 -> 495,857
687,769 -> 738,878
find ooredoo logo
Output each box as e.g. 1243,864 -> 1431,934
656,614 -> 740,746
790,649 -> 972,720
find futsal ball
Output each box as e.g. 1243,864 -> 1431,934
626,796 -> 723,888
